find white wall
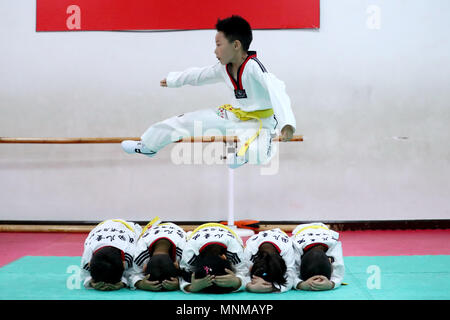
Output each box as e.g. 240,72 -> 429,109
0,0 -> 449,222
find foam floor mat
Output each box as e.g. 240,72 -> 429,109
0,255 -> 449,300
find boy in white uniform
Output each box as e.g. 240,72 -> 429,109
244,228 -> 296,292
179,223 -> 249,293
291,223 -> 345,291
122,15 -> 296,168
80,219 -> 142,291
130,218 -> 187,291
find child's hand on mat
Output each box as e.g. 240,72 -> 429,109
186,273 -> 214,292
298,276 -> 334,291
136,275 -> 163,291
162,277 -> 180,291
310,275 -> 334,291
160,79 -> 168,87
280,125 -> 294,141
213,268 -> 241,290
246,276 -> 273,293
91,280 -> 125,291
297,277 -> 316,290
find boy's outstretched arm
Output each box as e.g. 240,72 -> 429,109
163,63 -> 223,88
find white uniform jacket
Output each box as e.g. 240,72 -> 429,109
179,224 -> 250,293
244,228 -> 296,292
130,222 -> 187,287
80,219 -> 142,289
166,51 -> 296,132
291,223 -> 345,289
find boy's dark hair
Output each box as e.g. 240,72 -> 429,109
300,249 -> 332,280
90,246 -> 124,284
216,15 -> 253,52
200,243 -> 227,256
145,254 -> 180,282
250,251 -> 287,286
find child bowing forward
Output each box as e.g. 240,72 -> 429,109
130,218 -> 187,291
291,223 -> 345,291
80,219 -> 142,291
244,228 -> 296,293
179,223 -> 249,293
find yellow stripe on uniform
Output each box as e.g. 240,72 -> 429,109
219,104 -> 274,157
294,225 -> 329,236
99,219 -> 135,232
139,216 -> 161,238
188,222 -> 242,246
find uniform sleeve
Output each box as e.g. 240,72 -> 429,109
179,242 -> 195,293
277,246 -> 296,293
328,241 -> 345,289
80,245 -> 93,289
127,239 -> 149,289
166,63 -> 224,88
252,65 -> 297,132
231,254 -> 251,292
293,253 -> 303,290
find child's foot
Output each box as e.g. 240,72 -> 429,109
121,140 -> 156,157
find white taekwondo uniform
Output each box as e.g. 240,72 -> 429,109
130,221 -> 187,287
179,223 -> 250,293
80,219 -> 142,289
244,228 -> 296,292
290,223 -> 345,289
140,51 -> 296,168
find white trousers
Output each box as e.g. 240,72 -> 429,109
141,107 -> 279,169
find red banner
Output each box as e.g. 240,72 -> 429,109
36,0 -> 320,31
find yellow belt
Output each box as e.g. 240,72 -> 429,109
188,222 -> 242,246
139,216 -> 161,238
219,104 -> 274,157
99,219 -> 135,233
294,225 -> 329,236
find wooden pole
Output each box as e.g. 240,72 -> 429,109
0,223 -> 299,233
0,135 -> 303,233
0,135 -> 303,144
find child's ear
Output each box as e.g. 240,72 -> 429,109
233,40 -> 241,50
174,261 -> 180,269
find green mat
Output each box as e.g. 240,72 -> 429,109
0,256 -> 449,300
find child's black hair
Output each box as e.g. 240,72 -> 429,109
145,254 -> 180,282
90,246 -> 124,284
250,251 -> 287,287
300,249 -> 332,281
216,15 -> 253,52
193,255 -> 235,294
181,243 -> 235,293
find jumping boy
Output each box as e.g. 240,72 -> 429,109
122,15 -> 296,168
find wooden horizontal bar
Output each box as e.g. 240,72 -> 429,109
0,135 -> 303,144
0,224 -> 298,233
2,220 -> 448,233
